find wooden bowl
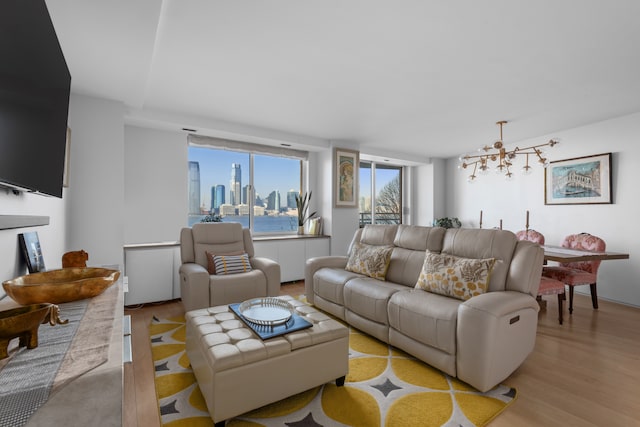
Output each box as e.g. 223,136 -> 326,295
2,267 -> 120,305
0,303 -> 53,359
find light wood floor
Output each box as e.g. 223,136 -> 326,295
124,283 -> 640,427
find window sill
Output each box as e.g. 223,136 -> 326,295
253,234 -> 330,242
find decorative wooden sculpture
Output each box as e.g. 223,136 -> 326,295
62,250 -> 88,268
0,304 -> 67,359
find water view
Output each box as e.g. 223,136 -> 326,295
188,215 -> 298,233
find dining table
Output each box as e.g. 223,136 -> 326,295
542,245 -> 630,263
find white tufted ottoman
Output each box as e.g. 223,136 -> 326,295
185,295 -> 349,426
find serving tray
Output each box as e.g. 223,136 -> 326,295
238,297 -> 293,326
229,298 -> 312,340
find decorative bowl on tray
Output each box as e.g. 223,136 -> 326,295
239,297 -> 294,326
2,267 -> 120,305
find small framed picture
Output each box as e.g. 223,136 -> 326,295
19,232 -> 46,273
334,148 -> 359,208
544,152 -> 612,205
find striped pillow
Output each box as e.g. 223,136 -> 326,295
213,253 -> 252,275
206,250 -> 244,274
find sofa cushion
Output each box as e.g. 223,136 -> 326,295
313,268 -> 362,306
344,278 -> 407,325
442,228 -> 516,292
388,289 -> 461,355
359,224 -> 398,246
393,224 -> 446,252
415,251 -> 495,301
213,253 -> 252,275
345,243 -> 393,280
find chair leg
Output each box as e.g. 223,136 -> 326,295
557,293 -> 564,325
568,286 -> 574,314
590,283 -> 599,309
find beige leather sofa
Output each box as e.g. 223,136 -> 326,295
305,224 -> 544,392
179,223 -> 281,311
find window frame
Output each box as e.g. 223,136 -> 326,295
188,135 -> 308,235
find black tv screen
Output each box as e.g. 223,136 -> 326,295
0,0 -> 71,198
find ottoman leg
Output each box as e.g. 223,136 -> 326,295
336,375 -> 346,387
214,421 -> 225,427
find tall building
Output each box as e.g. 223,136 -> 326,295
287,189 -> 298,209
230,163 -> 241,206
188,161 -> 200,215
266,190 -> 281,212
242,185 -> 251,205
214,185 -> 225,212
209,186 -> 216,212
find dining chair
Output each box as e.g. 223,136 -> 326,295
516,229 -> 566,324
542,233 -> 606,315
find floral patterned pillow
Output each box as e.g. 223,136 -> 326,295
345,242 -> 394,280
415,251 -> 495,301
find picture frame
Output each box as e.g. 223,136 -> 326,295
19,232 -> 46,273
544,152 -> 612,205
334,148 -> 359,208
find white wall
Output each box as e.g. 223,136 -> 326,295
412,158 -> 447,227
66,94 -> 125,267
124,126 -> 187,244
445,112 -> 640,307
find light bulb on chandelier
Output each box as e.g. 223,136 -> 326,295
458,121 -> 558,182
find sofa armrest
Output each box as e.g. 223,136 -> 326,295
456,291 -> 540,392
250,257 -> 281,297
304,256 -> 348,304
179,262 -> 210,312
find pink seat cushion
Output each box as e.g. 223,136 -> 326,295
538,276 -> 565,296
542,266 -> 597,286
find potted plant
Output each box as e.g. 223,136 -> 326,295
201,212 -> 222,223
433,217 -> 462,229
295,191 -> 317,234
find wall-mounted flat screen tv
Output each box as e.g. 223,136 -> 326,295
0,0 -> 71,198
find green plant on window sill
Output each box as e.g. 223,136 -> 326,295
201,213 -> 222,223
295,191 -> 317,233
433,217 -> 462,229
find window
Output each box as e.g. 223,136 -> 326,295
359,161 -> 402,227
187,135 -> 306,234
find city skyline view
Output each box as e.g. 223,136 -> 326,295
189,146 -> 301,212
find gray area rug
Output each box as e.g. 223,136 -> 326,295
0,300 -> 88,427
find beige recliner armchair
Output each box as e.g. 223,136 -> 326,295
179,222 -> 281,311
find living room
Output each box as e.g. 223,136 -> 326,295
1,1 -> 639,426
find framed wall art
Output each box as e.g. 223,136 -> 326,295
544,152 -> 612,205
334,148 -> 359,208
19,232 -> 46,273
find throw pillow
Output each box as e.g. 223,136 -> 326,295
415,251 -> 495,301
345,242 -> 394,280
205,250 -> 243,274
213,253 -> 252,275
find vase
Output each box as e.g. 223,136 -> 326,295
298,226 -> 304,235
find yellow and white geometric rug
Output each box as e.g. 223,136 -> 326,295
150,316 -> 516,427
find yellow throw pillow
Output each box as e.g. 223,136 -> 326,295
345,242 -> 394,280
415,251 -> 495,301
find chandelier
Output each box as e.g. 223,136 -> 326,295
459,121 -> 559,182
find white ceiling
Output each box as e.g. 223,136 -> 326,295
45,0 -> 640,162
